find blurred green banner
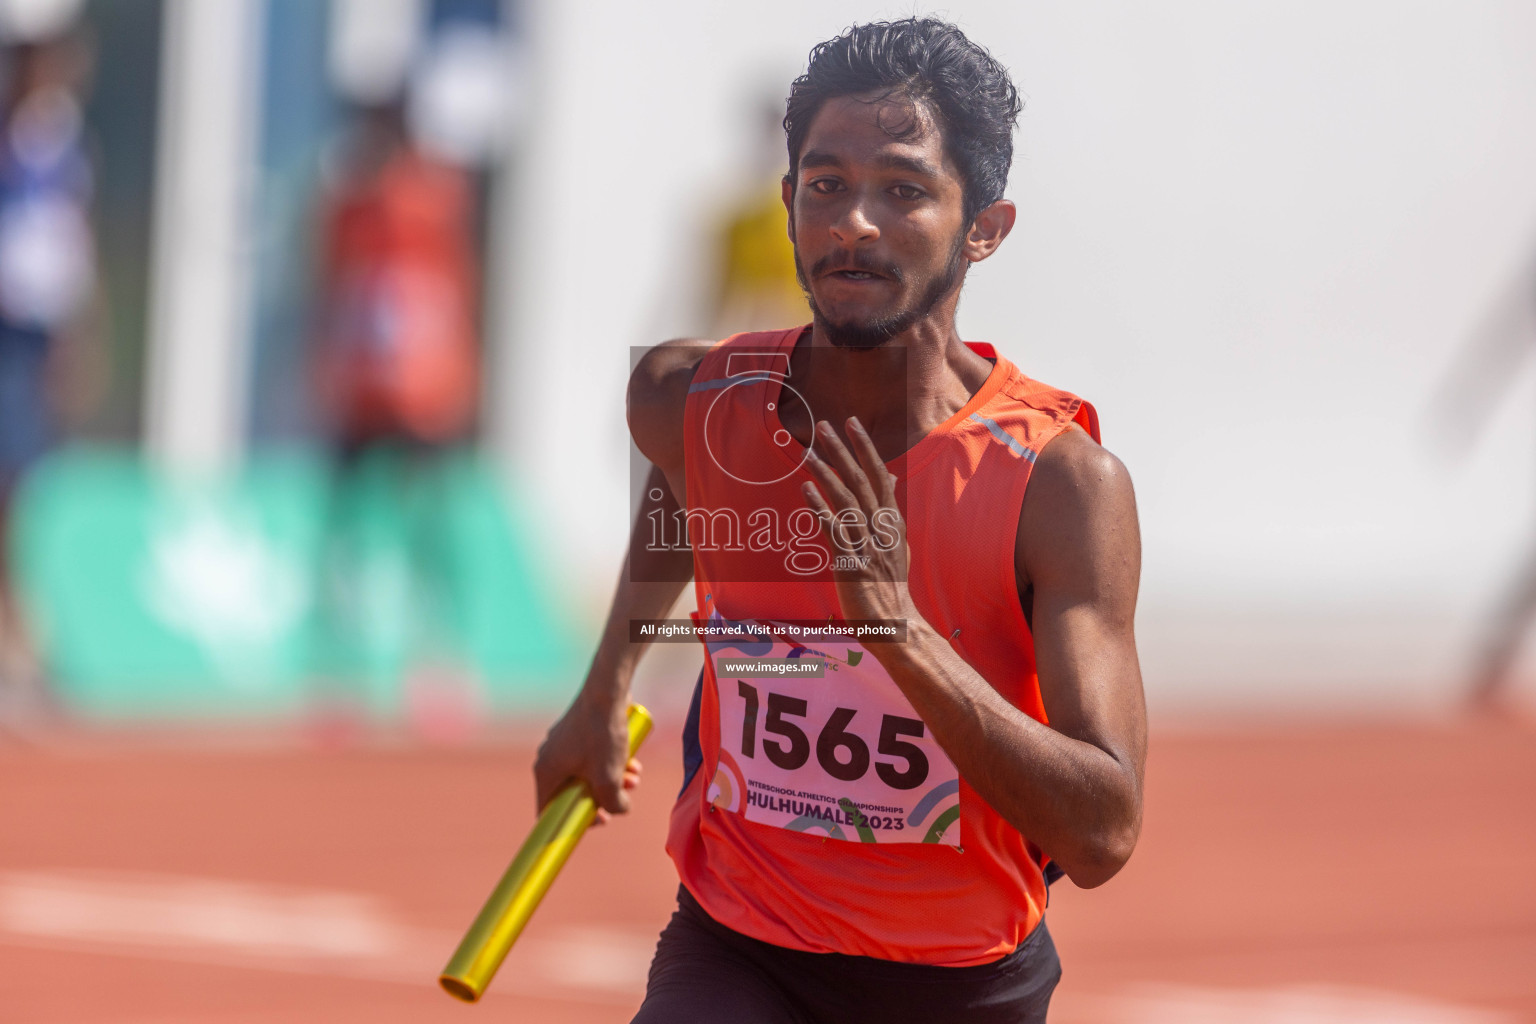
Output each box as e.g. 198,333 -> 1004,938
8,446 -> 584,720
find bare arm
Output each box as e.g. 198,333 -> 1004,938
801,419 -> 1145,888
531,340 -> 711,814
532,464 -> 691,813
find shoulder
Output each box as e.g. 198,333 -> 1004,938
1015,424 -> 1139,594
1028,425 -> 1131,507
628,337 -> 714,404
627,338 -> 715,471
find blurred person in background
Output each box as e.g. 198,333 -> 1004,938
313,96 -> 478,459
705,94 -> 810,337
0,22 -> 101,719
308,94 -> 480,716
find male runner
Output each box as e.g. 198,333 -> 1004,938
535,18 -> 1145,1022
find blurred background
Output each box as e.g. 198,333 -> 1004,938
1,1 -> 1533,1022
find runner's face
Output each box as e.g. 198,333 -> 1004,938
786,92 -> 970,349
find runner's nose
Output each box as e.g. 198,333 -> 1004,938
830,193 -> 879,245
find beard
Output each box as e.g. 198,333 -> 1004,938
794,230 -> 969,350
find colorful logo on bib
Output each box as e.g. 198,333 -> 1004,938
708,749 -> 746,812
908,779 -> 961,844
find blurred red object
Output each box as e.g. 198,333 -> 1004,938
316,111 -> 479,447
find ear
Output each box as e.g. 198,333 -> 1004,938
962,199 -> 1016,263
781,175 -> 796,243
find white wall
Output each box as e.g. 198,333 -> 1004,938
496,0 -> 1536,711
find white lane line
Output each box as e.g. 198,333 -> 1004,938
0,870 -> 400,957
0,870 -> 651,1005
523,924 -> 657,994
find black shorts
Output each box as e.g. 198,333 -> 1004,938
631,886 -> 1060,1024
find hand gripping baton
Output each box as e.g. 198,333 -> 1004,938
439,703 -> 654,1002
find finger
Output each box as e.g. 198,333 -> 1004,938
801,478 -> 838,542
598,786 -> 632,815
809,427 -> 875,553
846,417 -> 898,507
589,767 -> 631,814
798,482 -> 847,561
533,765 -> 573,813
803,441 -> 856,513
805,438 -> 873,557
816,420 -> 881,514
846,419 -> 903,552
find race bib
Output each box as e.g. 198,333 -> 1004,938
704,617 -> 961,847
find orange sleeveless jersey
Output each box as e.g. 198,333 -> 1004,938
666,327 -> 1100,967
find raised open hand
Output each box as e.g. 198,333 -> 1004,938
799,417 -> 915,630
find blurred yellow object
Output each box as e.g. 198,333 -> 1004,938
711,180 -> 810,335
438,704 -> 654,1003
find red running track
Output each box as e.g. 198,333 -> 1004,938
1,716 -> 1532,1023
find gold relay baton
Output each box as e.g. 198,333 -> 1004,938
439,703 -> 654,1003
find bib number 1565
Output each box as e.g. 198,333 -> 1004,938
735,681 -> 930,790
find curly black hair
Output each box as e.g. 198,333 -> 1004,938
784,18 -> 1023,225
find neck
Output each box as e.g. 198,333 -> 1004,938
790,302 -> 994,459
